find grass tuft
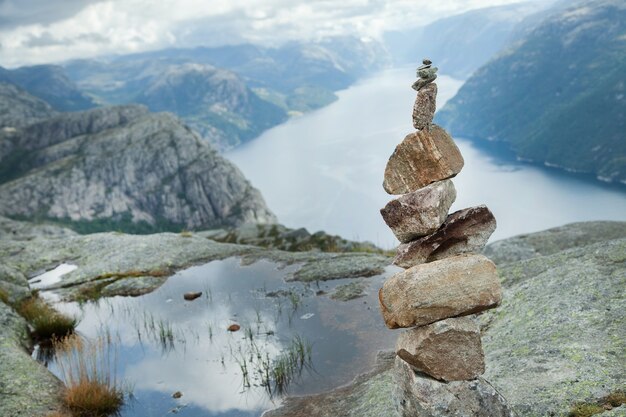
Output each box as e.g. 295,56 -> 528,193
569,404 -> 605,417
569,391 -> 626,417
605,391 -> 626,407
179,231 -> 193,238
54,334 -> 126,417
0,287 -> 9,304
17,296 -> 77,340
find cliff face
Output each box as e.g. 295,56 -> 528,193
437,0 -> 626,183
0,104 -> 276,232
135,63 -> 287,150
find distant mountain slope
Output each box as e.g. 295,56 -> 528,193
135,63 -> 286,149
384,2 -> 546,79
63,37 -> 389,149
0,65 -> 96,111
437,0 -> 626,184
103,37 -> 388,93
0,104 -> 276,232
0,82 -> 58,129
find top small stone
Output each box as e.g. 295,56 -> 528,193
413,58 -> 438,91
418,58 -> 432,69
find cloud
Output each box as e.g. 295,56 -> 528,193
0,0 -> 550,67
0,0 -> 105,28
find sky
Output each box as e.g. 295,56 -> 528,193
0,0 -> 548,68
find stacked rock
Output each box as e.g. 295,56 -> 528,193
378,59 -> 514,417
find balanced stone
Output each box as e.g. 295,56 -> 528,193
396,317 -> 485,381
393,357 -> 515,417
412,82 -> 437,130
383,125 -> 464,195
379,254 -> 501,329
380,180 -> 456,243
412,67 -> 438,91
394,205 -> 497,268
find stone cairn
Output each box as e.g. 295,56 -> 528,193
378,59 -> 514,416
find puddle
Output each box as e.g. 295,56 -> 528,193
42,258 -> 397,416
29,263 -> 78,290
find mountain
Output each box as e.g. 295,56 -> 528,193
0,82 -> 58,129
134,63 -> 287,149
437,0 -> 626,184
100,36 -> 388,93
383,2 -> 547,79
0,65 -> 96,111
0,103 -> 276,233
62,37 -> 389,149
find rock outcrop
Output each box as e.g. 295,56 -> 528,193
0,105 -> 276,231
257,221 -> 626,417
0,301 -> 64,416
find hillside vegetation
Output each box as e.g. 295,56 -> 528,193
437,0 -> 626,183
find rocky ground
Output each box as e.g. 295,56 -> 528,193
267,221 -> 626,417
0,219 -> 624,416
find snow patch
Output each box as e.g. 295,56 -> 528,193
29,263 -> 78,290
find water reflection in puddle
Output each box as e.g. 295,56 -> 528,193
43,258 -> 397,416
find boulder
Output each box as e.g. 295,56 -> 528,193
412,83 -> 437,130
393,357 -> 514,417
394,205 -> 496,268
380,180 -> 456,243
396,316 -> 485,381
383,125 -> 464,195
379,254 -> 501,329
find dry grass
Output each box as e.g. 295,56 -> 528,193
179,230 -> 193,238
53,334 -> 125,417
569,404 -> 605,417
17,296 -> 77,339
569,391 -> 626,417
0,287 -> 9,304
605,391 -> 626,407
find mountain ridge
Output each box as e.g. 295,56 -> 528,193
437,0 -> 626,184
0,96 -> 276,232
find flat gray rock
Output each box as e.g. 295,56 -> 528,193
383,125 -> 464,195
380,180 -> 456,243
379,254 -> 502,329
396,316 -> 485,381
482,235 -> 626,416
394,357 -> 514,417
394,205 -> 496,268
